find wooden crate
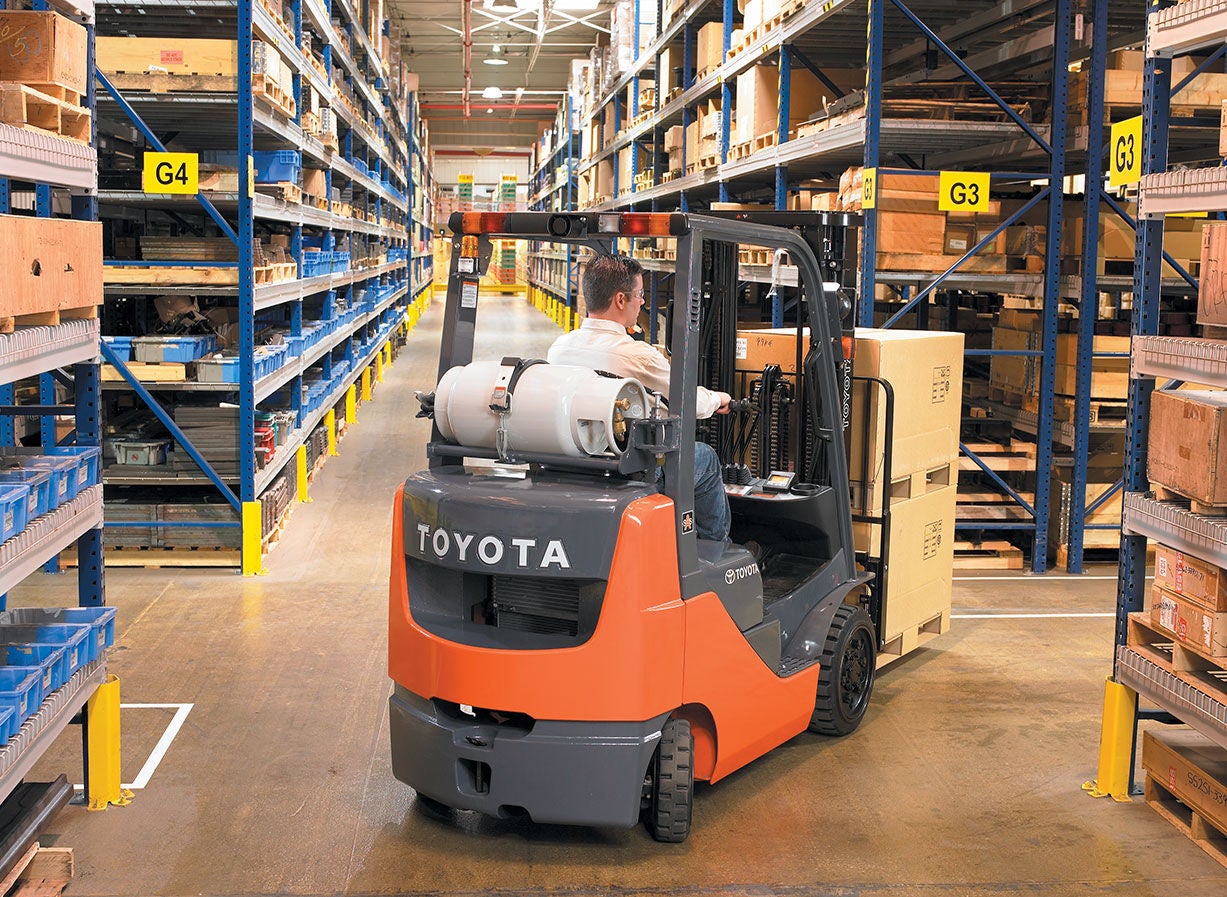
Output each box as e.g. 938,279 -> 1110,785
0,11 -> 87,94
96,36 -> 238,77
0,82 -> 89,142
0,215 -> 101,317
1142,729 -> 1227,870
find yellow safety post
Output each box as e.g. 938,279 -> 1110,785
241,500 -> 265,575
86,675 -> 132,810
325,408 -> 338,455
346,384 -> 358,424
385,342 -> 393,368
375,348 -> 385,383
361,367 -> 372,402
1083,677 -> 1137,801
296,444 -> 311,502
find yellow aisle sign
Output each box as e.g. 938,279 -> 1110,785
938,171 -> 991,212
143,152 -> 199,194
1109,116 -> 1143,188
861,168 -> 877,210
248,155 -> 257,198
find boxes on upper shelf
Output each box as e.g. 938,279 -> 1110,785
1148,390 -> 1227,505
1154,544 -> 1227,613
0,11 -> 88,94
1150,583 -> 1227,656
96,36 -> 238,78
2,215 -> 102,318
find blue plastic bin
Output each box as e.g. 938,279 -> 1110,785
0,666 -> 43,723
0,607 -> 116,663
254,150 -> 301,183
13,456 -> 79,505
0,484 -> 30,543
133,335 -> 216,363
102,335 -> 134,361
5,644 -> 67,692
0,624 -> 91,676
46,446 -> 101,493
0,467 -> 48,519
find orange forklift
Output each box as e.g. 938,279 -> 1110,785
389,210 -> 879,842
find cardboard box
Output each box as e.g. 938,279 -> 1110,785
734,326 -> 803,375
664,125 -> 683,153
989,326 -> 1039,396
0,11 -> 88,94
850,328 -> 964,487
1155,544 -> 1227,612
854,483 -> 955,642
1148,390 -> 1227,504
877,210 -> 946,255
97,36 -> 238,78
0,215 -> 102,316
1151,584 -> 1227,656
1200,221 -> 1227,327
1141,729 -> 1227,838
303,167 -> 327,197
696,21 -> 724,73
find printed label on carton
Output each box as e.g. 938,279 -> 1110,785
1159,593 -> 1177,632
1157,555 -> 1168,578
932,365 -> 952,403
735,337 -> 747,360
923,519 -> 943,560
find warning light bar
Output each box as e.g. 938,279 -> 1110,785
460,212 -> 508,234
599,213 -> 684,236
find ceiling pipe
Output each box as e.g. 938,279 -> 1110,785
421,103 -> 559,111
461,0 -> 473,118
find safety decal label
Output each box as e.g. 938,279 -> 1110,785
461,281 -> 479,308
931,365 -> 952,403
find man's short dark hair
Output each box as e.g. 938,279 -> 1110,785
582,254 -> 643,314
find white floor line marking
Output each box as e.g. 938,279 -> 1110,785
954,574 -> 1127,581
951,612 -> 1115,619
73,703 -> 193,792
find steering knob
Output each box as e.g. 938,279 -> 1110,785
727,398 -> 755,413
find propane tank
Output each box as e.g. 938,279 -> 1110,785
433,361 -> 649,457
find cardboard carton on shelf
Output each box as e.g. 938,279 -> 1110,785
1155,543 -> 1227,613
1148,390 -> 1227,505
0,11 -> 88,94
1151,583 -> 1227,657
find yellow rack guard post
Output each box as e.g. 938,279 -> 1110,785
296,444 -> 310,502
1084,677 -> 1137,801
241,500 -> 264,575
87,675 -> 132,810
325,408 -> 338,455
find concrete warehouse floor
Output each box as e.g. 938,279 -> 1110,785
11,294 -> 1226,896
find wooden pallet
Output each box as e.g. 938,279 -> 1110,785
953,539 -> 1025,569
0,83 -> 91,143
0,305 -> 98,334
1144,775 -> 1227,869
1052,394 -> 1127,426
257,181 -> 301,205
101,71 -> 236,94
101,361 -> 188,382
753,130 -> 778,152
960,440 -> 1036,473
0,843 -> 72,897
1127,611 -> 1227,702
258,0 -> 296,41
727,140 -> 752,161
877,610 -> 950,668
877,251 -> 1010,274
252,73 -> 295,119
104,265 -> 239,286
1153,485 -> 1227,518
254,262 -> 296,284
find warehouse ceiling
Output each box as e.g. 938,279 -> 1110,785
386,0 -> 617,153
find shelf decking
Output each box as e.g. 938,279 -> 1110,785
1147,0 -> 1227,58
0,660 -> 107,810
0,123 -> 96,191
1131,335 -> 1227,386
1117,646 -> 1227,751
1123,491 -> 1227,570
0,486 -> 103,596
0,319 -> 100,384
1139,167 -> 1227,218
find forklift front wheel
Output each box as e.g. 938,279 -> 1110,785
808,605 -> 876,736
644,717 -> 694,843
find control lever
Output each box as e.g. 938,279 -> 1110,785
415,390 -> 435,419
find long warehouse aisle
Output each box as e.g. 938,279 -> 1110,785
11,295 -> 1225,897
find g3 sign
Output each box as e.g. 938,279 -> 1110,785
938,171 -> 991,213
142,152 -> 199,194
1109,116 -> 1142,188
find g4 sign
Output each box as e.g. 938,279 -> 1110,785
142,152 -> 199,195
1109,116 -> 1143,188
938,171 -> 991,213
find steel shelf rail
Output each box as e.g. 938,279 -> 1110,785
95,0 -> 421,572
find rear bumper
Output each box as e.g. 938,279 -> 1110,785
389,685 -> 667,828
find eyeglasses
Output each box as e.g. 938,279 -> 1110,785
626,288 -> 644,298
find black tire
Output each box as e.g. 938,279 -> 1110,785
645,717 -> 693,843
414,792 -> 452,816
809,604 -> 876,736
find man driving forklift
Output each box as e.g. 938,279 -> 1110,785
547,254 -> 733,542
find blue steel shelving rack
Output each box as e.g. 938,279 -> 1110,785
0,0 -> 126,812
527,93 -> 582,330
94,0 -> 431,573
572,0 -> 1124,573
1092,0 -> 1227,800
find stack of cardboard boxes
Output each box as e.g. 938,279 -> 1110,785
849,329 -> 964,665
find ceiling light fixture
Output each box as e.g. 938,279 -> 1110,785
482,85 -> 503,99
483,44 -> 509,65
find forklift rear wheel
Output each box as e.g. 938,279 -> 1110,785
808,605 -> 876,736
645,717 -> 693,843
